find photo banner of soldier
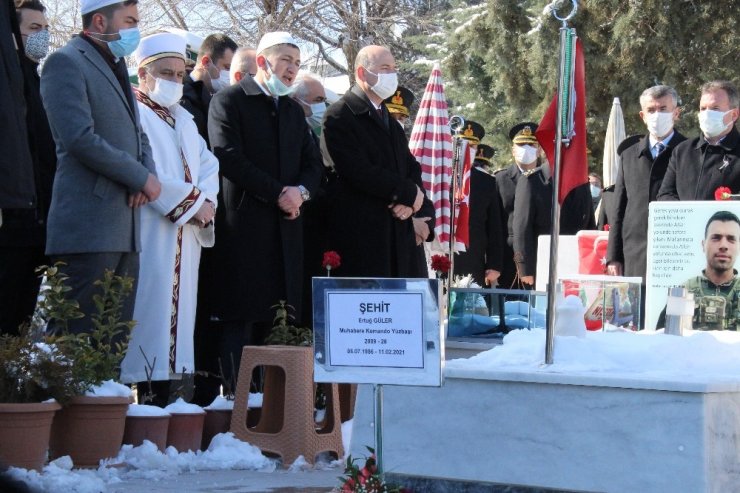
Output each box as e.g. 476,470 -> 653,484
646,201 -> 740,331
409,64 -> 453,252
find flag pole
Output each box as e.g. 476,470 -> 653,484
545,0 -> 578,365
448,115 -> 466,291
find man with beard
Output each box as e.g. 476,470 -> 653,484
681,211 -> 740,331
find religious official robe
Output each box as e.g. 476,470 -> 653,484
120,92 -> 219,384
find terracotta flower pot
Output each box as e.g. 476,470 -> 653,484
0,401 -> 61,471
201,409 -> 232,450
166,413 -> 205,452
123,415 -> 170,452
49,396 -> 130,467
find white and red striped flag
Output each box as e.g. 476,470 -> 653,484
409,64 -> 453,251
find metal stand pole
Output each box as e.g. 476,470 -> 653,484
545,0 -> 578,365
373,383 -> 384,476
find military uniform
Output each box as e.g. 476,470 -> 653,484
685,274 -> 740,331
454,144 -> 504,286
513,168 -> 595,280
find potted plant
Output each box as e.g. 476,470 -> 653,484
44,266 -> 137,467
122,349 -> 170,452
0,323 -> 77,470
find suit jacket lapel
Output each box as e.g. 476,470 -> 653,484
72,37 -> 134,123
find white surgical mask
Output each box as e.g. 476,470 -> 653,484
147,76 -> 183,109
644,111 -> 674,138
513,144 -> 538,165
365,69 -> 398,100
211,69 -> 230,92
699,109 -> 733,138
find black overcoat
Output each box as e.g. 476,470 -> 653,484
607,132 -> 686,279
454,167 -> 504,286
208,76 -> 323,323
0,0 -> 35,209
658,125 -> 740,201
513,170 -> 595,278
322,85 -> 425,278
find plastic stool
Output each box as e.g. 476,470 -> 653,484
230,346 -> 343,465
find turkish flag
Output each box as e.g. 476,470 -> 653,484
453,142 -> 473,252
577,230 -> 609,274
536,37 -> 588,204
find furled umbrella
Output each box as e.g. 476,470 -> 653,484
602,97 -> 626,187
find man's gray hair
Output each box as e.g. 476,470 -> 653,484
639,85 -> 679,108
292,72 -> 321,101
701,80 -> 739,109
231,47 -> 254,76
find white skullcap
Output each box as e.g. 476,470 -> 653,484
256,31 -> 299,55
80,0 -> 123,15
134,33 -> 186,67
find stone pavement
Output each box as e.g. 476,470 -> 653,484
107,468 -> 339,493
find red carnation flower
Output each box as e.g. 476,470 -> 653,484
430,254 -> 451,274
322,251 -> 341,276
715,186 -> 732,201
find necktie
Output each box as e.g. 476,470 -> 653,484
655,142 -> 666,157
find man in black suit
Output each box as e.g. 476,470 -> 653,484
607,85 -> 686,280
454,144 -> 504,287
207,31 -> 323,387
322,45 -> 425,278
495,122 -> 540,288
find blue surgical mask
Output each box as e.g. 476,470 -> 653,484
301,99 -> 326,129
108,27 -> 140,59
264,60 -> 295,97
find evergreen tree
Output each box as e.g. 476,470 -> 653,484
428,0 -> 739,170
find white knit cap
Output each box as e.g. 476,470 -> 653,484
256,31 -> 299,55
80,0 -> 124,15
134,33 -> 186,67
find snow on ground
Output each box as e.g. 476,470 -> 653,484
8,420 -> 354,492
447,328 -> 740,382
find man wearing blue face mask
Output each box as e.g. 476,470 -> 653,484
207,31 -> 323,383
322,45 -> 427,279
659,80 -> 740,201
39,0 -> 161,336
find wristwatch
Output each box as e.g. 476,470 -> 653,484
298,185 -> 310,201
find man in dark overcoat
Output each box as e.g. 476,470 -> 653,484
607,86 -> 686,281
454,144 -> 504,287
658,80 -> 740,201
494,122 -> 540,288
207,32 -> 322,380
322,45 -> 425,278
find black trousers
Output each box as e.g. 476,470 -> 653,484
0,246 -> 47,336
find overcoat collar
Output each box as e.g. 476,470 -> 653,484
346,84 -> 388,133
70,36 -> 134,123
695,125 -> 740,151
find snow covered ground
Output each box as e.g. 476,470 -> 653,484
6,422 -> 353,493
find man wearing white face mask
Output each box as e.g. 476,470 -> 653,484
322,45 -> 426,279
659,80 -> 740,201
180,33 -> 237,146
495,122 -> 541,288
607,85 -> 685,287
120,33 -> 219,404
207,31 -> 322,385
292,72 -> 327,138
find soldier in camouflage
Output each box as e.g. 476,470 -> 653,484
684,211 -> 740,331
